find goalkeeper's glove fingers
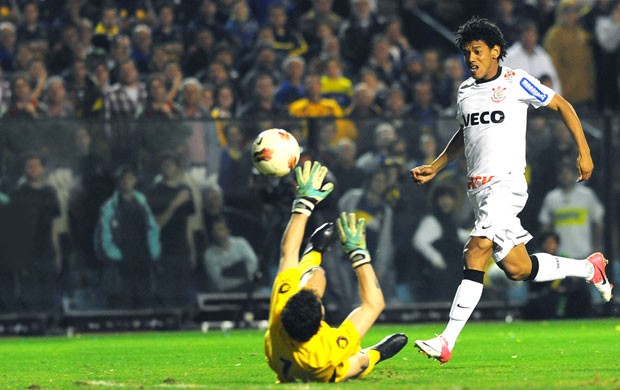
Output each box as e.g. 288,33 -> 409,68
337,212 -> 371,268
292,161 -> 334,215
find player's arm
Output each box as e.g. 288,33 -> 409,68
545,94 -> 593,182
337,212 -> 385,338
278,161 -> 334,273
410,126 -> 464,185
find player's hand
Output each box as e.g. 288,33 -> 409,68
292,160 -> 334,215
410,165 -> 437,185
576,153 -> 593,182
337,212 -> 371,269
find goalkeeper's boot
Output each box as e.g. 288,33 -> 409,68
366,333 -> 408,363
414,334 -> 452,364
302,222 -> 336,255
586,252 -> 613,302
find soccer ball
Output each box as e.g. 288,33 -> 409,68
251,128 -> 300,177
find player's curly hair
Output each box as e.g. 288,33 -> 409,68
281,289 -> 323,342
455,16 -> 508,62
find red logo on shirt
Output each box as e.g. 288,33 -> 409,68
504,70 -> 515,79
491,86 -> 506,103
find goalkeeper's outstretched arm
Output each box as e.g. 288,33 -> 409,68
278,161 -> 334,274
337,212 -> 385,339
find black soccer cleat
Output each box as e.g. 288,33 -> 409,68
368,333 -> 409,363
303,222 -> 336,255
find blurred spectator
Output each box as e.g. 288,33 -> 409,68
131,24 -> 153,74
147,152 -> 196,308
42,76 -> 74,118
240,44 -> 280,101
6,154 -> 61,311
274,55 -> 305,107
77,18 -> 95,57
435,56 -> 466,114
152,3 -> 184,49
382,85 -> 411,119
16,1 -> 48,53
179,77 -> 209,167
400,52 -> 425,96
239,73 -> 286,122
338,0 -> 386,75
202,59 -> 233,89
538,162 -> 604,259
338,167 -> 396,302
356,121 -> 395,174
108,34 -> 133,84
384,17 -> 412,65
543,0 -> 596,113
0,67 -> 11,115
411,184 -> 468,302
104,59 -> 147,120
330,137 -> 365,196
289,73 -> 354,143
202,214 -> 259,293
149,44 -> 171,74
95,165 -> 161,309
14,43 -> 34,73
266,2 -> 308,58
320,56 -> 353,109
185,0 -> 230,47
94,2 -> 121,41
522,0 -> 556,37
211,83 -> 238,120
364,35 -> 401,87
217,122 -> 254,209
358,67 -> 387,106
408,79 -> 442,131
489,0 -> 522,45
0,21 -> 17,72
139,73 -> 180,119
47,23 -> 80,75
183,27 -> 215,78
224,0 -> 259,50
505,21 -> 562,94
27,58 -> 48,103
593,1 -> 620,111
64,58 -> 102,118
346,81 -> 382,122
6,72 -> 43,118
299,0 -> 342,46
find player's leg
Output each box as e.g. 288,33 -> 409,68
342,333 -> 409,381
500,245 -> 613,302
415,236 -> 492,364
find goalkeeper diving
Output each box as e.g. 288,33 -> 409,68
264,160 -> 408,383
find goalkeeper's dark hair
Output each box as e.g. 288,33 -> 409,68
281,289 -> 322,342
455,16 -> 507,62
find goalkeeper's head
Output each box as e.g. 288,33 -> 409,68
281,289 -> 323,342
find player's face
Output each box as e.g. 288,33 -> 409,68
462,40 -> 500,81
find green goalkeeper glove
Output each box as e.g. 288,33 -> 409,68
337,212 -> 371,269
292,160 -> 334,216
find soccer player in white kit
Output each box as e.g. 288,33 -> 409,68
410,16 -> 613,364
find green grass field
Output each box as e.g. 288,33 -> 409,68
0,319 -> 618,389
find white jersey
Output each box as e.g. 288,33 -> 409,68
457,67 -> 555,178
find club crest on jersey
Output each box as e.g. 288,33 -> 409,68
491,86 -> 506,103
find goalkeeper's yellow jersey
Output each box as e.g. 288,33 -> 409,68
264,267 -> 361,383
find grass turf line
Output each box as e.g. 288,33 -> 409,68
0,318 -> 618,389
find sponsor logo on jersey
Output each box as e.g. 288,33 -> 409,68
491,86 -> 506,103
520,77 -> 548,102
336,336 -> 349,349
462,110 -> 505,126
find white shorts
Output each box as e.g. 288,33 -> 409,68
467,174 -> 532,262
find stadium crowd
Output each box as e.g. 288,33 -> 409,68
0,0 -> 617,320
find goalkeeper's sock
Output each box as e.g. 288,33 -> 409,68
528,253 -> 592,282
442,272 -> 484,350
298,250 -> 322,276
357,349 -> 380,378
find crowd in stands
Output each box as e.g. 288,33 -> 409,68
0,0 -> 617,319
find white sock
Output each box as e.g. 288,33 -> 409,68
531,253 -> 593,282
441,279 -> 483,350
